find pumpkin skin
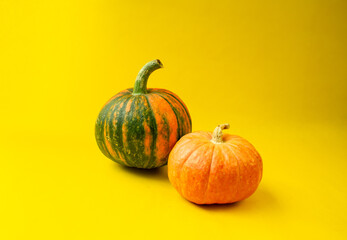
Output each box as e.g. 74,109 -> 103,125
168,124 -> 262,204
95,60 -> 192,169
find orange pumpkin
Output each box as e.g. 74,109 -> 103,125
168,123 -> 263,204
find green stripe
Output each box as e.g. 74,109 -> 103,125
111,96 -> 132,166
143,95 -> 159,168
105,96 -> 130,165
124,96 -> 145,167
124,97 -> 142,166
95,98 -> 118,160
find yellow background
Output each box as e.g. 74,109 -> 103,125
1,0 -> 346,239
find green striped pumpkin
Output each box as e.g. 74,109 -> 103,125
95,59 -> 192,169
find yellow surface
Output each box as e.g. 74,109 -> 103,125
1,0 -> 346,239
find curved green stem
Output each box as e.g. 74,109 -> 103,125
133,59 -> 163,94
211,123 -> 230,144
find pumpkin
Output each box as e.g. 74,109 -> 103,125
168,123 -> 262,204
95,59 -> 192,169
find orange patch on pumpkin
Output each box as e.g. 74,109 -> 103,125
120,99 -> 134,155
147,94 -> 178,163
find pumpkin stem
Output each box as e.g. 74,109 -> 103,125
133,59 -> 163,94
211,123 -> 230,144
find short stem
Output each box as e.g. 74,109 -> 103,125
133,59 -> 163,94
211,123 -> 230,144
